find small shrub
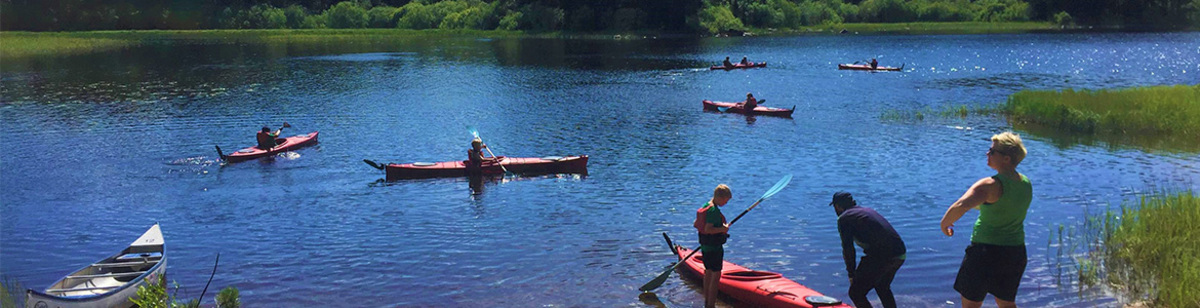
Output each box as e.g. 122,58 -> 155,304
699,5 -> 745,34
216,286 -> 240,308
326,1 -> 368,28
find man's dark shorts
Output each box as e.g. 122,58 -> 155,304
701,247 -> 724,272
954,242 -> 1027,302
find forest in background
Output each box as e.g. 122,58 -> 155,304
2,0 -> 1197,33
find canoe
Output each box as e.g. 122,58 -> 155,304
664,234 -> 850,308
384,155 -> 589,181
711,62 -> 767,70
702,100 -> 795,118
220,131 -> 319,163
837,63 -> 903,71
26,224 -> 167,308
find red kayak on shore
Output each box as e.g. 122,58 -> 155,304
380,155 -> 588,181
664,234 -> 851,308
703,100 -> 795,118
838,63 -> 904,71
218,131 -> 319,163
711,62 -> 767,70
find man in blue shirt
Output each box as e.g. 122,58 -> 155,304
832,191 -> 906,308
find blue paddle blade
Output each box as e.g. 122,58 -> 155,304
760,174 -> 793,200
467,126 -> 479,138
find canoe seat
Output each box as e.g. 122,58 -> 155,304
413,162 -> 436,166
91,260 -> 160,268
46,285 -> 121,293
65,271 -> 147,280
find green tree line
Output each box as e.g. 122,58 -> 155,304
2,0 -> 1197,33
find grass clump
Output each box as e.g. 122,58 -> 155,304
1005,85 -> 1200,137
1103,191 -> 1200,307
1061,190 -> 1200,306
1,276 -> 21,308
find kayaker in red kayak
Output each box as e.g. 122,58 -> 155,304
694,184 -> 731,308
722,57 -> 733,68
831,191 -> 907,308
739,93 -> 758,113
740,56 -> 750,65
940,131 -> 1031,308
870,58 -> 879,69
256,126 -> 281,150
466,137 -> 496,175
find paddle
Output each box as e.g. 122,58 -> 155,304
638,174 -> 794,292
214,122 -> 291,161
363,159 -> 385,170
716,99 -> 765,112
466,126 -> 514,176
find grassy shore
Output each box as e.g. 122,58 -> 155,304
1095,191 -> 1199,307
1,22 -> 1066,60
0,29 -> 525,60
1006,85 -> 1200,137
770,21 -> 1061,35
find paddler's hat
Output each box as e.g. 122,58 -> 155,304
830,191 -> 856,207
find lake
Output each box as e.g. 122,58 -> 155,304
2,32 -> 1198,307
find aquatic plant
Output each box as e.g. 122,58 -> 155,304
1006,85 -> 1200,137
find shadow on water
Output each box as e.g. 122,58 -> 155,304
1009,119 -> 1200,154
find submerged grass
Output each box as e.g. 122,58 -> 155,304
880,104 -> 1004,122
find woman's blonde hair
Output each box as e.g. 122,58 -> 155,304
991,131 -> 1027,166
713,184 -> 732,199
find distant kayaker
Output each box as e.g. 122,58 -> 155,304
740,92 -> 758,113
694,184 -> 731,308
740,56 -> 750,65
831,191 -> 906,308
256,126 -> 281,150
870,58 -> 879,69
466,137 -> 493,175
722,56 -> 733,68
939,131 -> 1031,308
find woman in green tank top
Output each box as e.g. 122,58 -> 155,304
939,131 -> 1032,308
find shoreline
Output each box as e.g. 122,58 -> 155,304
3,23 -> 1192,60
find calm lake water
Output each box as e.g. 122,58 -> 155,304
2,32 -> 1198,307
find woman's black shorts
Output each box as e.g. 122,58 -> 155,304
954,242 -> 1027,302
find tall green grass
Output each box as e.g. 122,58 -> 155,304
1059,191 -> 1200,306
1006,85 -> 1200,136
1103,191 -> 1200,307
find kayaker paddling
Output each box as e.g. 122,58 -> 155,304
694,184 -> 731,308
722,57 -> 734,68
939,131 -> 1032,308
831,191 -> 907,308
256,126 -> 281,150
740,56 -> 750,65
871,58 -> 879,70
466,137 -> 496,175
739,93 -> 758,114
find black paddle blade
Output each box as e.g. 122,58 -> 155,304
281,122 -> 292,128
214,145 -> 226,161
638,267 -> 674,291
363,159 -> 385,170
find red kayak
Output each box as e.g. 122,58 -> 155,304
383,155 -> 588,181
711,62 -> 767,70
665,234 -> 851,308
838,63 -> 903,71
703,100 -> 795,118
218,131 -> 319,163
